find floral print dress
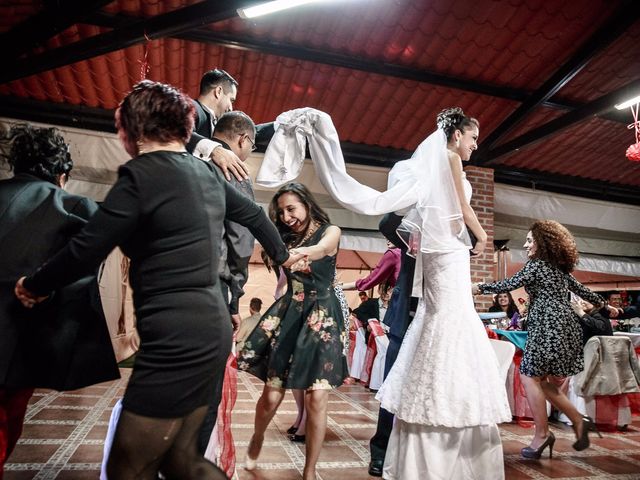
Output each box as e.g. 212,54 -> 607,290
238,224 -> 348,390
478,259 -> 604,378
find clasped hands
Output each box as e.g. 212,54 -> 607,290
14,277 -> 48,309
283,249 -> 311,273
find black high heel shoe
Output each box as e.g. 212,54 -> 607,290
286,425 -> 298,435
573,415 -> 603,451
521,432 -> 556,459
289,433 -> 306,443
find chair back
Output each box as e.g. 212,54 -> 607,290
489,338 -> 516,383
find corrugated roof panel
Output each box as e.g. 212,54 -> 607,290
560,21 -> 640,103
496,118 -> 640,185
0,0 -> 638,195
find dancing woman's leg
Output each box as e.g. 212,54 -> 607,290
106,406 -> 226,480
303,389 -> 329,480
520,375 -> 550,448
248,385 -> 286,461
292,389 -> 306,434
540,375 -> 584,439
161,406 -> 227,479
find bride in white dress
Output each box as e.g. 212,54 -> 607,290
253,106 -> 510,479
376,108 -> 512,480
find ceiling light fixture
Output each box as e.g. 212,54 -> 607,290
238,0 -> 331,19
615,95 -> 640,110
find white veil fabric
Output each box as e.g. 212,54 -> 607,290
256,108 -> 420,215
256,107 -> 472,294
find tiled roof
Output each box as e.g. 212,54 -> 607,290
0,0 -> 638,202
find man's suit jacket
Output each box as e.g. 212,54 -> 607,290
0,174 -> 119,390
186,99 -> 215,154
212,138 -> 256,315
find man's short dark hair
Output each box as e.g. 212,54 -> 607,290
215,111 -> 255,138
199,69 -> 238,96
250,297 -> 262,312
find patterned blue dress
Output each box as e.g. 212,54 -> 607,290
479,259 -> 604,378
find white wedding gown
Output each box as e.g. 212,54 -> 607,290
376,178 -> 512,480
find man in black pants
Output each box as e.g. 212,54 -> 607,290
197,111 -> 259,455
368,213 -> 419,476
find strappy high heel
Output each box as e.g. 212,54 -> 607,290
521,432 -> 556,459
573,415 -> 603,451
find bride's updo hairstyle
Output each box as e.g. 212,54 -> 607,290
436,107 -> 479,142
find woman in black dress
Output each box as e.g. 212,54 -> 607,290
474,220 -> 614,458
15,80 -> 298,480
238,183 -> 348,480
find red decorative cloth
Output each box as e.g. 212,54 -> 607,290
348,329 -> 357,367
485,326 -> 498,339
511,351 -> 535,427
361,320 -> 385,386
205,353 -> 238,478
594,395 -> 626,432
0,388 -> 34,474
629,346 -> 640,415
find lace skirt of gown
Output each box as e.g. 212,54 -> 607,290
376,250 -> 511,427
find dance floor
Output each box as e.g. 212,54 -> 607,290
5,368 -> 640,479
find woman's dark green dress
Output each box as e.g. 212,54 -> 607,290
238,224 -> 348,390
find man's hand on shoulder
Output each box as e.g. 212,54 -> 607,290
211,146 -> 249,182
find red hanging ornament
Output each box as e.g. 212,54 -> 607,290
626,103 -> 640,162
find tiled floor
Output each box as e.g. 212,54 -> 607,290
5,368 -> 640,479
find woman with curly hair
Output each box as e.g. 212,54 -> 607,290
474,220 -> 614,459
0,124 -> 119,475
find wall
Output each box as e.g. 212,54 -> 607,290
466,166 -> 495,312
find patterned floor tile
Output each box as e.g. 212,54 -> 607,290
5,370 -> 640,479
579,456 -> 640,475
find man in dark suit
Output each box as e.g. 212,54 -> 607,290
0,124 -> 119,474
368,213 -> 418,477
186,68 -> 249,182
211,111 -> 258,324
197,110 -> 260,454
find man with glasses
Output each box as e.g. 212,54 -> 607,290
198,110 -> 260,454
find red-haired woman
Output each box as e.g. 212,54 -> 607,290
16,80 -> 299,480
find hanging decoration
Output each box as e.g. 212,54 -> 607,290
625,102 -> 640,162
138,32 -> 152,80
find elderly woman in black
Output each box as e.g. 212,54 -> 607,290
474,220 -> 615,458
15,81 -> 300,480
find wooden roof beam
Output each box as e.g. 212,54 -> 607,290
474,0 -> 640,163
0,0 -> 254,85
2,0 -> 114,60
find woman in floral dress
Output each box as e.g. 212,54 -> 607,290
474,220 -> 613,458
238,182 -> 348,480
